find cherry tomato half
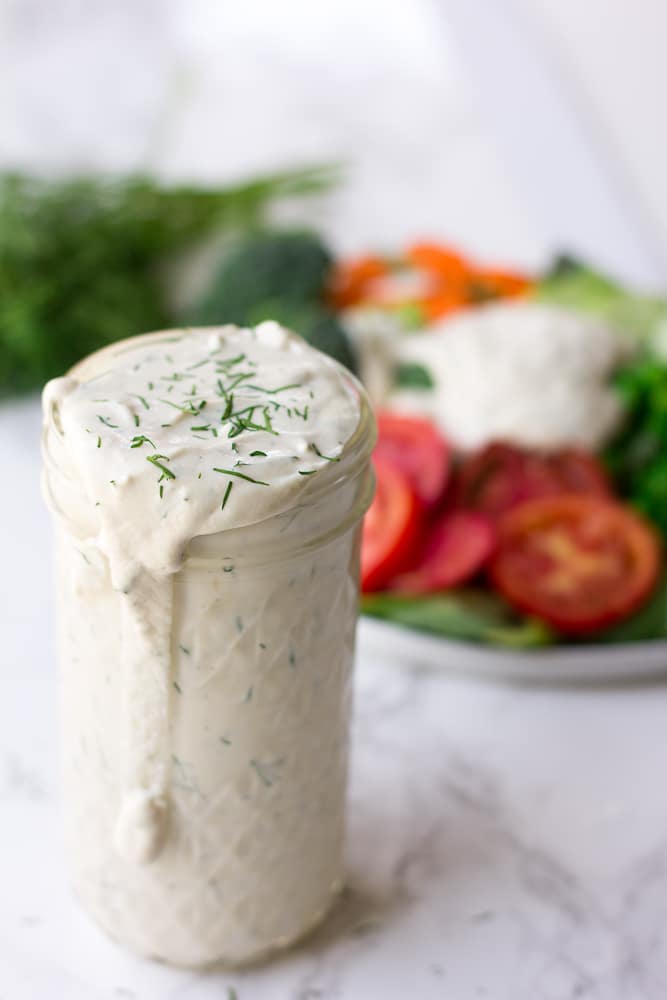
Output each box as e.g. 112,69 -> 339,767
490,494 -> 661,635
455,443 -> 610,520
361,458 -> 421,592
375,411 -> 451,509
392,510 -> 497,594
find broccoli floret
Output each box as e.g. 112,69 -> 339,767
194,229 -> 357,372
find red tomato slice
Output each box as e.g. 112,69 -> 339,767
375,411 -> 451,508
454,443 -> 526,518
455,443 -> 610,519
547,448 -> 611,496
392,511 -> 497,594
361,458 -> 421,593
490,495 -> 661,635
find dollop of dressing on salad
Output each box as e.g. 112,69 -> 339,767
43,323 -> 362,863
388,302 -> 631,452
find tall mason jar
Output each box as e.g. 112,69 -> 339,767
42,325 -> 375,967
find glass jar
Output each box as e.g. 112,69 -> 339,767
43,348 -> 375,968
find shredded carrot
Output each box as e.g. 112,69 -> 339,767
328,241 -> 535,320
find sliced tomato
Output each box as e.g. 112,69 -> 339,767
547,448 -> 611,496
392,511 -> 497,594
375,411 -> 451,509
490,495 -> 661,635
361,458 -> 421,592
454,443 -> 526,518
455,443 -> 610,520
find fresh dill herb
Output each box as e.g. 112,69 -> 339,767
222,394 -> 234,420
130,434 -> 156,449
173,680 -> 182,694
235,615 -> 244,633
179,645 -> 190,656
220,736 -> 232,746
245,382 -> 301,395
250,450 -> 267,457
223,563 -> 234,573
159,484 -> 164,499
186,357 -> 211,370
289,650 -> 296,667
133,413 -> 140,427
213,468 -> 269,485
147,382 -> 154,392
221,480 -> 233,511
216,352 -> 246,369
298,469 -> 316,476
190,424 -> 210,432
259,642 -> 267,650
231,442 -> 239,453
134,394 -> 150,410
109,479 -> 117,486
97,415 -> 118,429
96,435 -> 101,449
159,398 -> 199,415
311,443 -> 340,462
147,453 -> 176,479
244,686 -> 253,702
250,760 -> 272,787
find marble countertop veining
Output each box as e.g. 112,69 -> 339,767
2,397 -> 667,999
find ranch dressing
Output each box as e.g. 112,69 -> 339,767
42,323 -> 374,966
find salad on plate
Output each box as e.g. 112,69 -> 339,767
328,243 -> 667,649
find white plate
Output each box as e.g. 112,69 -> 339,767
357,616 -> 667,685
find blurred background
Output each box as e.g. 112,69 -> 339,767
3,0 -> 667,284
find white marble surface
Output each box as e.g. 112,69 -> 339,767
3,397 -> 667,999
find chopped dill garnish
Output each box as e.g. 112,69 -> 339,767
244,686 -> 253,703
134,394 -> 150,410
298,469 -> 316,476
250,760 -> 272,787
213,468 -> 269,485
222,394 -> 234,420
221,480 -> 233,511
96,435 -> 102,449
179,645 -> 190,655
133,413 -> 140,427
159,398 -> 199,415
235,615 -> 243,633
244,382 -> 301,395
97,415 -> 118,429
173,680 -> 182,694
190,424 -> 210,432
147,453 -> 176,479
220,736 -> 232,746
130,434 -> 156,449
311,443 -> 340,462
250,450 -> 267,457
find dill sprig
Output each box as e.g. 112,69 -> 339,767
213,468 -> 270,486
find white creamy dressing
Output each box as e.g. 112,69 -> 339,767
43,323 -> 372,964
349,302 -> 631,452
